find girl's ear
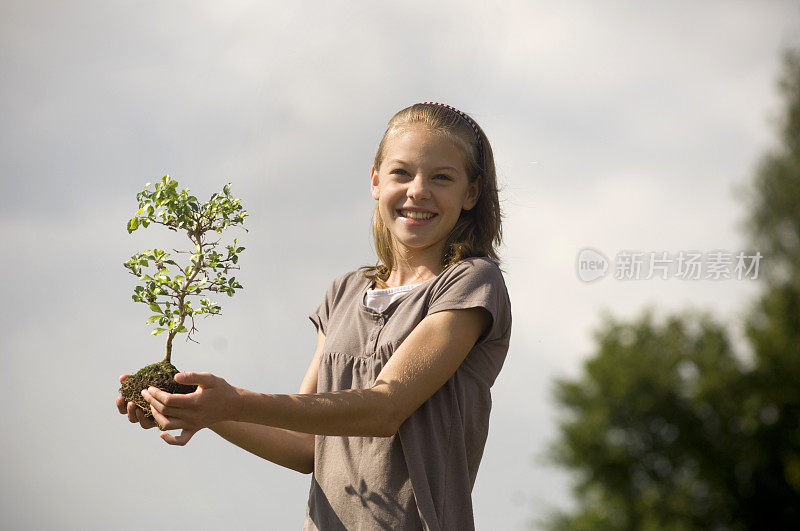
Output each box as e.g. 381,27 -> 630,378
370,165 -> 380,200
462,176 -> 481,211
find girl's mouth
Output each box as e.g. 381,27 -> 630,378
397,210 -> 438,224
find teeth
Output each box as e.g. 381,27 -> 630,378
401,210 -> 435,220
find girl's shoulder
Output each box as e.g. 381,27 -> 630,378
427,257 -> 510,311
321,268 -> 368,297
449,256 -> 502,272
436,256 -> 507,286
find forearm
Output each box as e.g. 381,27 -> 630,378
233,387 -> 396,438
209,420 -> 315,474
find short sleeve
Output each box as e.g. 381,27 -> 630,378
427,257 -> 511,346
308,274 -> 343,336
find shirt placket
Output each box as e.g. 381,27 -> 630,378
370,313 -> 385,354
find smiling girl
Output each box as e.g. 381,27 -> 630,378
117,102 -> 512,530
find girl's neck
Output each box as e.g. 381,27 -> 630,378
381,266 -> 439,289
378,251 -> 444,289
375,241 -> 449,289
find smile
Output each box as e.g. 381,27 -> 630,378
397,209 -> 437,220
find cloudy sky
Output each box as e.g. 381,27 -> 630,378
2,1 -> 799,529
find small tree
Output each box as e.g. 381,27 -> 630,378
119,175 -> 247,418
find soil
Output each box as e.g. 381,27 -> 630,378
119,360 -> 198,419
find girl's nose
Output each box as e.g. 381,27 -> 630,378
407,174 -> 430,200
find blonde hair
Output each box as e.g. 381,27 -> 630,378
359,103 -> 504,287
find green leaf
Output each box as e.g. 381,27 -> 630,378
176,325 -> 188,333
151,328 -> 167,336
149,302 -> 162,314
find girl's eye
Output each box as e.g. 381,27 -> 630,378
389,169 -> 451,181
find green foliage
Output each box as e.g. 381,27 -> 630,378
123,175 -> 247,361
737,48 -> 800,289
544,47 -> 800,530
126,176 -> 246,235
545,302 -> 800,529
546,310 -> 749,530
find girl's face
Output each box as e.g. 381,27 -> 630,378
370,124 -> 480,265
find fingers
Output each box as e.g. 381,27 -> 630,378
174,371 -> 217,387
147,395 -> 193,431
116,396 -> 128,415
126,401 -> 139,423
135,405 -> 158,429
148,401 -> 169,430
117,375 -> 132,414
144,386 -> 193,410
119,380 -> 201,446
160,428 -> 198,446
116,380 -> 154,428
122,400 -> 157,429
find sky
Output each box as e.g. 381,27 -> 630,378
1,1 -> 799,529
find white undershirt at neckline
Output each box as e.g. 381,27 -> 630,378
364,282 -> 423,313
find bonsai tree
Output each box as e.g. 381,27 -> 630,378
119,175 -> 247,418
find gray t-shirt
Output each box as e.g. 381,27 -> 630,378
303,257 -> 512,530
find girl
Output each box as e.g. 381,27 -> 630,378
117,102 -> 512,530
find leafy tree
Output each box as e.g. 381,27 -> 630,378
545,310 -> 748,530
119,175 -> 247,417
737,48 -> 800,289
543,48 -> 800,530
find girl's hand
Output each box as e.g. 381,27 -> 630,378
140,372 -> 243,446
116,374 -> 158,429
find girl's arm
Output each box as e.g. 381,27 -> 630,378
208,422 -> 314,474
242,307 -> 489,435
203,330 -> 326,473
142,307 -> 489,441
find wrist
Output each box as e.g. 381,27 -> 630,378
230,386 -> 247,423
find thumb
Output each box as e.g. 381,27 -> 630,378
174,371 -> 217,387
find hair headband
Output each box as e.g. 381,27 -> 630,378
420,101 -> 484,166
